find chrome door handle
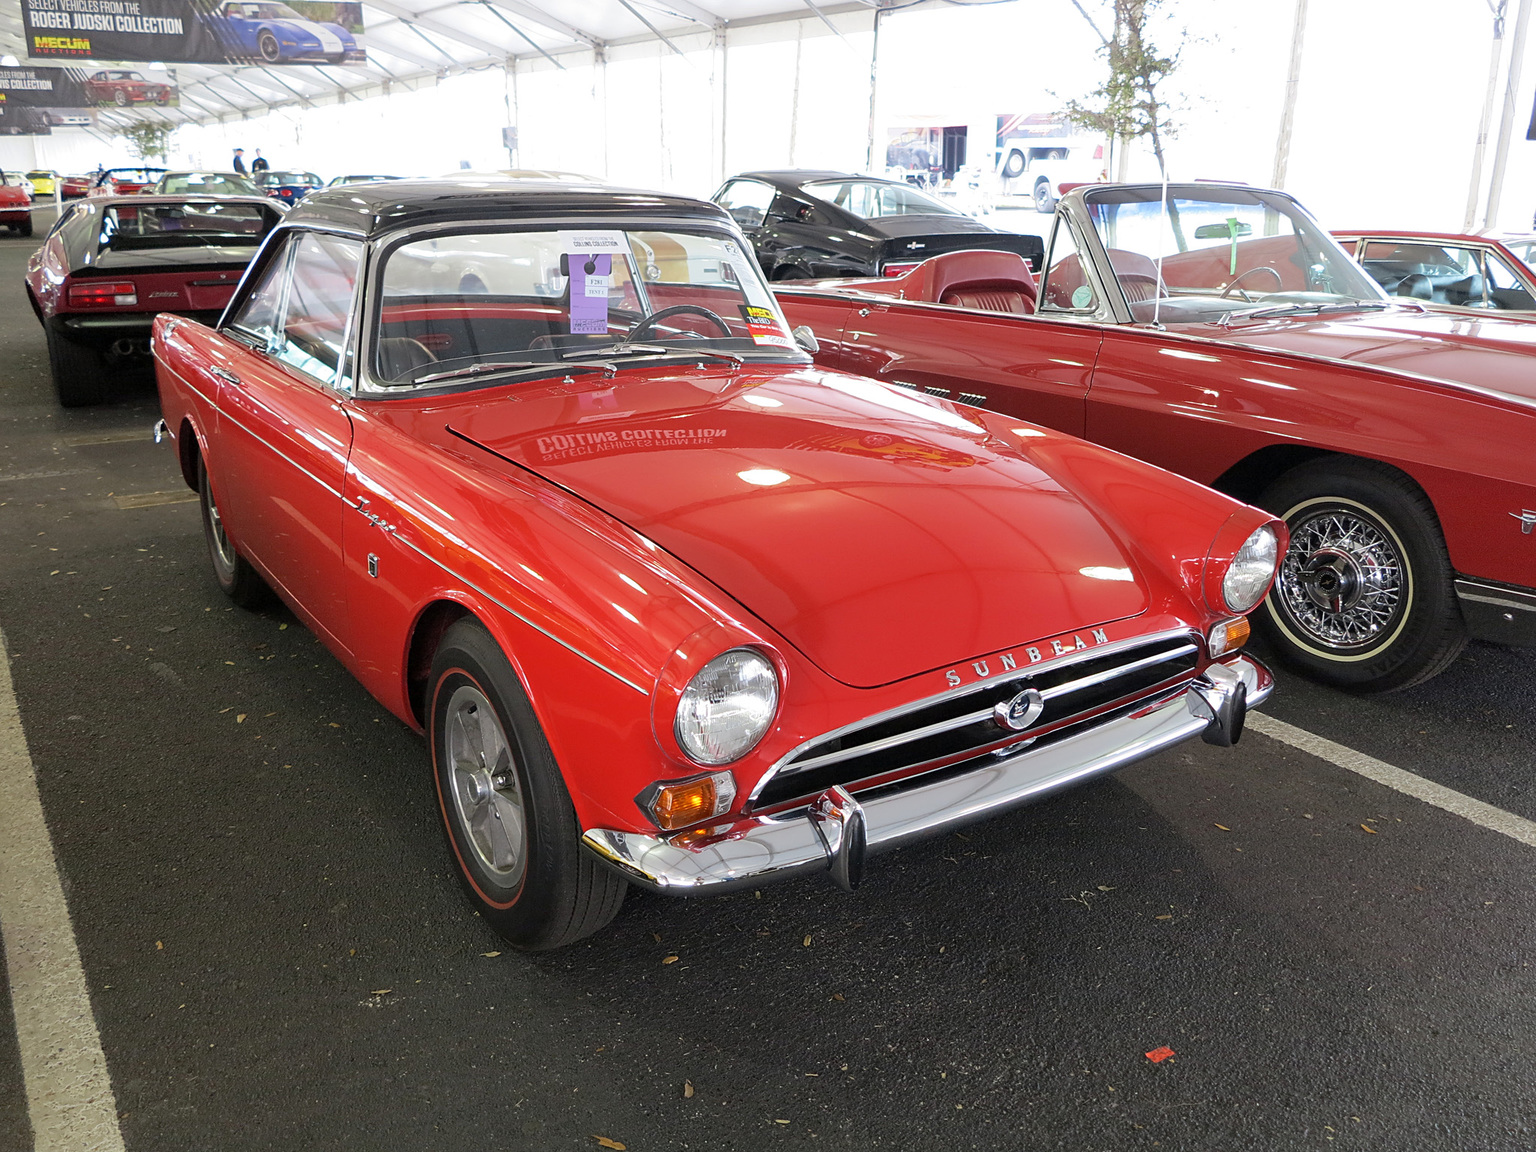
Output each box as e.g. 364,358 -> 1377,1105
210,367 -> 241,386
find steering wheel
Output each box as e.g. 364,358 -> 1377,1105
1219,265 -> 1286,301
625,304 -> 732,342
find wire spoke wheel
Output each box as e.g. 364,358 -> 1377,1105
445,684 -> 527,883
1276,505 -> 1406,650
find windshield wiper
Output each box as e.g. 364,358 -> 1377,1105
1237,300 -> 1393,321
560,343 -> 748,367
413,360 -> 545,385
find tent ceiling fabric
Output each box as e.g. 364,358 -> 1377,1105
0,0 -> 880,130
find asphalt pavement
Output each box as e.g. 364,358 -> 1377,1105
1,208 -> 1534,1152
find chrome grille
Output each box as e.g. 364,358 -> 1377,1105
751,631 -> 1201,810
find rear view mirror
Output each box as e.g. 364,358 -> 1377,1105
1194,221 -> 1253,240
792,325 -> 819,354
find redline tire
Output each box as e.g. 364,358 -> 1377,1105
428,618 -> 625,949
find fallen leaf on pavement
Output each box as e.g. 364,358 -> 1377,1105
831,992 -> 845,1002
1145,1046 -> 1175,1063
1214,824 -> 1230,831
662,955 -> 679,965
803,935 -> 812,947
1155,914 -> 1173,921
683,1080 -> 694,1098
1360,824 -> 1378,834
481,951 -> 501,958
593,1138 -> 626,1150
236,714 -> 246,723
370,989 -> 392,996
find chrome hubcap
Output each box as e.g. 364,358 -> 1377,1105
444,684 -> 526,881
1277,508 -> 1405,649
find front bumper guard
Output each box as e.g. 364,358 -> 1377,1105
583,653 -> 1272,895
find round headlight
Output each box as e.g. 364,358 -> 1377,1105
1223,524 -> 1279,613
674,648 -> 779,766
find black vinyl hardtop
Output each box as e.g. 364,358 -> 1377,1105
281,179 -> 736,240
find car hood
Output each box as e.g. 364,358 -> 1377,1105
433,367 -> 1148,688
1198,306 -> 1536,406
861,214 -> 1000,239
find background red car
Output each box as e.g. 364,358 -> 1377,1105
0,171 -> 33,236
83,69 -> 175,107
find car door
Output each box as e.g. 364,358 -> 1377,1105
212,228 -> 363,652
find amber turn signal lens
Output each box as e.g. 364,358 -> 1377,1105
1208,616 -> 1251,658
641,770 -> 738,832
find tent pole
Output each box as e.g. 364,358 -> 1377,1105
1270,0 -> 1307,190
1485,0 -> 1533,228
865,2 -> 884,174
1465,2 -> 1508,230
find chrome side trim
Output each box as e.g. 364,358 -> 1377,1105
388,531 -> 651,696
583,652 -> 1272,894
749,627 -> 1200,805
1455,577 -> 1536,612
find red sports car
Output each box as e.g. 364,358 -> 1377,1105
1332,229 -> 1536,314
151,179 -> 1281,949
82,69 -> 175,107
25,194 -> 284,405
775,182 -> 1536,693
0,170 -> 33,236
87,167 -> 169,197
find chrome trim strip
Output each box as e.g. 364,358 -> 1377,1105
778,640 -> 1201,777
583,653 -> 1271,894
1454,577 -> 1536,613
749,626 -> 1200,804
1039,641 -> 1200,701
388,531 -> 651,696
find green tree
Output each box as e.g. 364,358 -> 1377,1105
117,122 -> 173,164
1061,0 -> 1182,179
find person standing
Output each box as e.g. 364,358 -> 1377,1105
232,148 -> 246,174
251,150 -> 269,173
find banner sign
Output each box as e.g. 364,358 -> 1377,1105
0,64 -> 178,111
21,0 -> 366,66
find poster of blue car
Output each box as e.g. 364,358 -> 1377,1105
203,1 -> 366,65
21,0 -> 366,66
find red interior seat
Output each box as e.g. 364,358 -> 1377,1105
905,249 -> 1038,315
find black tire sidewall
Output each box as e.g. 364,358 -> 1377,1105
1256,463 -> 1463,691
427,620 -> 590,947
47,329 -> 105,407
198,461 -> 240,594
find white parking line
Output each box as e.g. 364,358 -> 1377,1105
0,628 -> 125,1152
1249,712 -> 1536,848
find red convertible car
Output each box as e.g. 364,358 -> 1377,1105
25,194 -> 284,405
775,182 -> 1536,693
1332,229 -> 1536,314
152,180 -> 1280,948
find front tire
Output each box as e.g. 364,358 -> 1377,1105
258,31 -> 281,61
198,459 -> 270,607
112,89 -> 128,107
47,329 -> 107,407
1033,177 -> 1057,213
1001,150 -> 1026,179
428,619 -> 626,950
1255,459 -> 1466,692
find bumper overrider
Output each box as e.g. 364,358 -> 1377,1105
584,652 -> 1271,894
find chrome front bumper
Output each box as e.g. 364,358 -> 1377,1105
582,653 -> 1272,895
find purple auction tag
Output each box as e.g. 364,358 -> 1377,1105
568,253 -> 612,335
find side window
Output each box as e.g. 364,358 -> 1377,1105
226,236 -> 291,348
1483,252 -> 1534,309
715,180 -> 775,229
1038,219 -> 1098,313
274,231 -> 363,387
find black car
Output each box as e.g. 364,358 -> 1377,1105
712,170 -> 1043,281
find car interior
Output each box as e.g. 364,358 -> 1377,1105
1358,242 -> 1535,309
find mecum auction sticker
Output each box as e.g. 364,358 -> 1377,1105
741,305 -> 794,349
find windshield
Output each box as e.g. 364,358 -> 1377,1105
372,226 -> 804,387
97,202 -> 275,251
1081,186 -> 1385,321
803,179 -> 962,220
161,172 -> 261,195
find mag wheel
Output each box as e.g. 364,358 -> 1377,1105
112,89 -> 128,107
428,618 -> 626,950
198,459 -> 270,608
1256,459 -> 1465,692
258,31 -> 282,61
